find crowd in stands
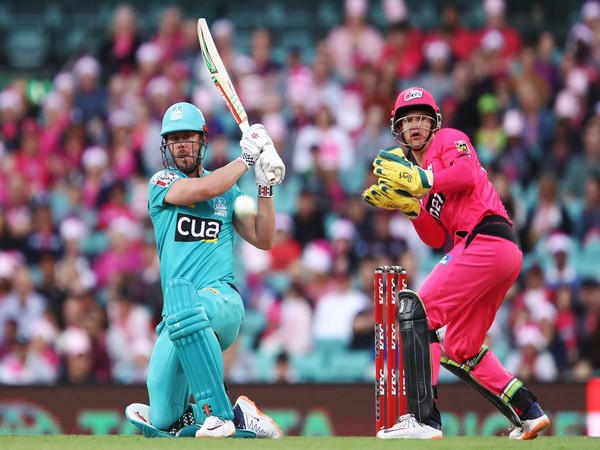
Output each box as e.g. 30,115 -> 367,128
0,0 -> 600,385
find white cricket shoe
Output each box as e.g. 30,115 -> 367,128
195,416 -> 235,438
377,413 -> 443,440
233,395 -> 284,439
124,403 -> 174,438
509,403 -> 550,440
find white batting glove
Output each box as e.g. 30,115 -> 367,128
259,144 -> 285,185
255,156 -> 274,197
238,124 -> 272,168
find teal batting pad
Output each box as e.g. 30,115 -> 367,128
164,278 -> 234,420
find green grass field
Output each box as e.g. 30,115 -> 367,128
1,435 -> 599,450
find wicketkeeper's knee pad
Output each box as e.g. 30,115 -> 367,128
163,278 -> 233,421
397,289 -> 433,423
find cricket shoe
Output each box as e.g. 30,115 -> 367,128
233,395 -> 284,438
377,413 -> 443,440
125,403 -> 174,438
195,416 -> 236,438
509,402 -> 550,440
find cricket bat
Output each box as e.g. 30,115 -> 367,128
197,18 -> 275,181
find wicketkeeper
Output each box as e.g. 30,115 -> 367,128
126,102 -> 285,438
363,87 -> 550,440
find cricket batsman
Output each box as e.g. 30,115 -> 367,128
125,102 -> 285,438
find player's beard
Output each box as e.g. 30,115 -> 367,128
173,152 -> 201,174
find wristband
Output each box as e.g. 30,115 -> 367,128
238,152 -> 255,168
257,184 -> 273,197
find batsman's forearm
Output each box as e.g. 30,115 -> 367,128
164,160 -> 247,205
254,197 -> 275,249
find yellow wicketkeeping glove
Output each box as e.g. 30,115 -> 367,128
362,183 -> 421,218
373,148 -> 433,196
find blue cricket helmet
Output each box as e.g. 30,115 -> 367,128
161,102 -> 208,136
160,102 -> 209,173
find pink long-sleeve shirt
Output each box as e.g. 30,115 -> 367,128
410,128 -> 509,249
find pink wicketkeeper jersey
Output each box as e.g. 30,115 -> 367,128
418,128 -> 509,243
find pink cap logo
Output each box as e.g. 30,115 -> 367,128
403,89 -> 424,101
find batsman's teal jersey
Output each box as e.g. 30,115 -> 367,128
148,168 -> 243,297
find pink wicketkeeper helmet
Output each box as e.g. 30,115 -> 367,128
390,87 -> 442,147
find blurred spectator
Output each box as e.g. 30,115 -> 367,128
223,339 -> 257,384
96,181 -> 137,230
81,303 -> 111,383
411,39 -> 454,104
92,217 -> 144,289
24,201 -> 62,264
107,109 -> 141,181
72,56 -> 109,140
577,278 -> 600,372
267,213 -> 302,273
553,285 -> 579,369
0,88 -> 27,153
0,337 -> 34,384
36,252 -> 67,324
312,263 -> 369,345
521,173 -> 573,252
563,116 -> 600,200
209,19 -> 252,83
379,20 -> 423,83
0,317 -> 17,360
106,278 -> 154,384
363,210 -> 410,260
55,217 -> 96,297
150,6 -> 186,64
425,3 -> 478,61
39,92 -> 70,164
13,119 -> 52,195
349,303 -> 374,350
80,146 -> 114,209
292,189 -> 327,248
0,265 -> 47,342
474,94 -> 506,167
57,327 -> 95,384
543,233 -> 579,291
505,323 -> 558,382
238,28 -> 282,122
98,4 -> 142,78
511,263 -> 556,334
355,103 -> 396,166
577,172 -> 600,244
259,282 -> 313,357
292,104 -> 355,176
326,0 -> 385,83
477,0 -> 521,61
271,351 -> 298,383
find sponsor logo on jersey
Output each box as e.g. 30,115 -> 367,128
454,140 -> 470,153
439,254 -> 451,265
175,213 -> 222,242
212,197 -> 227,217
201,287 -> 219,295
151,171 -> 178,187
403,88 -> 424,101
